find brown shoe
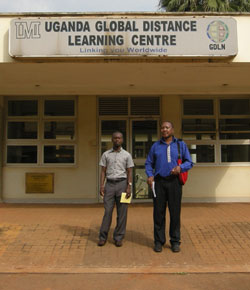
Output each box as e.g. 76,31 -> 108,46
115,240 -> 123,247
98,240 -> 106,247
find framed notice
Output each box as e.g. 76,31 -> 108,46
26,173 -> 54,193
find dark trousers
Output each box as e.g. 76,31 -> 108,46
153,176 -> 182,246
99,179 -> 128,242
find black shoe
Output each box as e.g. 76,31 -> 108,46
171,243 -> 180,252
98,240 -> 106,247
115,240 -> 123,247
154,243 -> 162,253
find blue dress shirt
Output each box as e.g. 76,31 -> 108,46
145,137 -> 193,178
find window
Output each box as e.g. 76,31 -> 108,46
44,145 -> 75,163
219,119 -> 250,140
182,119 -> 216,141
187,144 -> 215,163
44,100 -> 75,116
220,99 -> 250,115
7,146 -> 37,163
8,100 -> 38,116
8,122 -> 38,139
182,98 -> 250,164
219,99 -> 250,140
44,122 -> 75,140
182,99 -> 216,164
221,145 -> 250,162
99,96 -> 160,116
183,99 -> 214,115
5,97 -> 77,165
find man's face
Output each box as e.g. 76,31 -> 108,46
112,133 -> 123,147
161,122 -> 174,139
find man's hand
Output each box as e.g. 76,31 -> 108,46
147,176 -> 154,188
100,166 -> 106,198
171,165 -> 181,175
100,185 -> 105,197
126,185 -> 131,199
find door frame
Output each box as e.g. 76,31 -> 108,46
98,117 -> 160,202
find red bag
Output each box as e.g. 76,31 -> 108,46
177,141 -> 188,185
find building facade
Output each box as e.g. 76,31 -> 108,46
0,12 -> 250,203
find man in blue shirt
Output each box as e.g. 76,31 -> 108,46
145,121 -> 193,253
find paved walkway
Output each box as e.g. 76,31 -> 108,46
0,203 -> 250,274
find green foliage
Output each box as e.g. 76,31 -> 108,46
159,0 -> 250,11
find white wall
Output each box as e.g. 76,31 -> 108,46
2,96 -> 98,202
184,167 -> 250,202
162,95 -> 250,202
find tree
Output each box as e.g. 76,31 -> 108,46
159,0 -> 250,12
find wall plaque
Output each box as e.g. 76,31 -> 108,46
26,173 -> 54,193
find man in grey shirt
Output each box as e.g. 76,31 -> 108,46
98,131 -> 134,247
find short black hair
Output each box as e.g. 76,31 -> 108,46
160,121 -> 174,128
112,131 -> 123,138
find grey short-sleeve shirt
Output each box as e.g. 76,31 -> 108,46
99,148 -> 134,180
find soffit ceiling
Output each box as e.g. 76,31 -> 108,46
1,61 -> 250,96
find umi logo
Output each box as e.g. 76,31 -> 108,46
15,21 -> 41,39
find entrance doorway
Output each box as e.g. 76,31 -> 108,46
100,118 -> 159,200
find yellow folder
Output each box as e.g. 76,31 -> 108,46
120,192 -> 132,204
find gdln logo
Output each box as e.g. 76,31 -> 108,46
15,21 -> 41,39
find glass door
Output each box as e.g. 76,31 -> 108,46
100,120 -> 127,154
99,118 -> 159,200
130,119 -> 159,199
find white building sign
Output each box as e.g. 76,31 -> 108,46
9,17 -> 238,58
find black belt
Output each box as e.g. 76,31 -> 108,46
107,178 -> 127,183
155,175 -> 176,181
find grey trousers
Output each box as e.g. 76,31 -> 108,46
99,179 -> 128,242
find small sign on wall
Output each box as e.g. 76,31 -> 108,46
26,173 -> 54,193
